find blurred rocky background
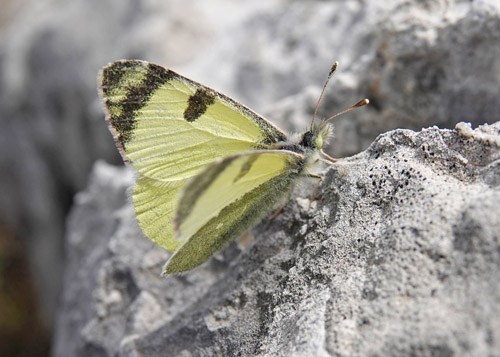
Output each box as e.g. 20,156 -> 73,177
0,0 -> 498,356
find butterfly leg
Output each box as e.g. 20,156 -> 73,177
320,150 -> 346,175
269,190 -> 294,221
324,160 -> 347,176
306,174 -> 324,208
320,149 -> 341,162
269,203 -> 287,221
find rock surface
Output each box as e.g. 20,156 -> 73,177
54,121 -> 500,356
1,0 -> 499,354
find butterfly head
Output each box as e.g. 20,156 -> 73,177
301,124 -> 332,150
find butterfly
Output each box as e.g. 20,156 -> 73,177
98,60 -> 368,274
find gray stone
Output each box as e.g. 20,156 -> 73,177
54,121 -> 500,356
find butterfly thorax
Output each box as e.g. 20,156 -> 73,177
275,123 -> 332,155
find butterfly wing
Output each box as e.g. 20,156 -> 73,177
99,60 -> 287,251
163,150 -> 304,274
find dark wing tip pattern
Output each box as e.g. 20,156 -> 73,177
100,60 -> 142,96
99,60 -> 174,149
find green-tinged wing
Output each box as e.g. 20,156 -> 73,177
99,60 -> 287,251
163,150 -> 304,274
132,176 -> 184,249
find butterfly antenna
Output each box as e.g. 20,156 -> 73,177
310,61 -> 339,131
316,98 -> 370,132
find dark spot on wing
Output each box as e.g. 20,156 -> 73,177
102,61 -> 174,148
183,88 -> 216,122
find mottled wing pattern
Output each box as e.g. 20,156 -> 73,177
164,150 -> 304,274
99,60 -> 287,251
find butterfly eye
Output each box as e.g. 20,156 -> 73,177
299,131 -> 314,148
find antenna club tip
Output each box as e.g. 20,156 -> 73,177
328,61 -> 339,77
354,98 -> 370,108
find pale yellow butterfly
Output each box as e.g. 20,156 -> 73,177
98,60 -> 368,274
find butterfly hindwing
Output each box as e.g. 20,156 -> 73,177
132,176 -> 184,251
163,150 -> 304,274
99,60 -> 288,251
